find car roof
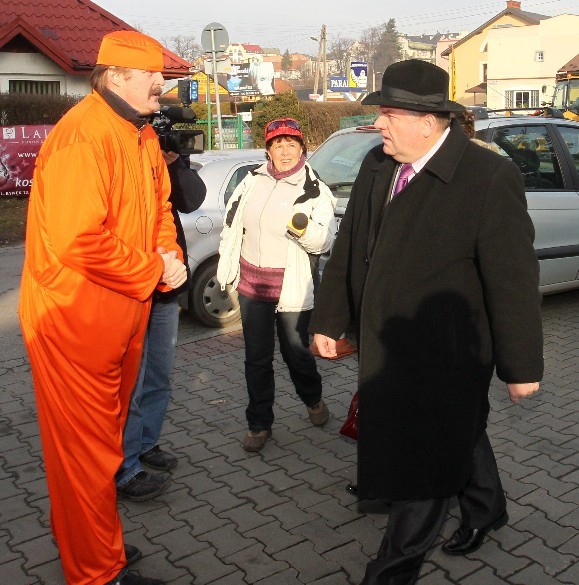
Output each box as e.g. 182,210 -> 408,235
474,115 -> 579,129
188,149 -> 266,166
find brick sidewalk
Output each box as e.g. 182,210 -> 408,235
1,291 -> 578,584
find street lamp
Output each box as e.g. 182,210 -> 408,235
310,26 -> 327,101
311,36 -> 322,97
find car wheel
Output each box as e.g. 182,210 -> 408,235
190,259 -> 240,328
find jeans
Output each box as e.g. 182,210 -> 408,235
116,297 -> 180,486
238,294 -> 322,432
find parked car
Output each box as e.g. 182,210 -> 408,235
309,115 -> 579,295
179,149 -> 265,327
213,115 -> 253,149
182,115 -> 579,327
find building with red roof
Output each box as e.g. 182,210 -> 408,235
0,0 -> 192,97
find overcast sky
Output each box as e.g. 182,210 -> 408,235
93,0 -> 577,55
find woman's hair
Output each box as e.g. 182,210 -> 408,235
453,109 -> 475,138
265,135 -> 307,160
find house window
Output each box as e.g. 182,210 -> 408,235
505,90 -> 539,109
9,80 -> 60,95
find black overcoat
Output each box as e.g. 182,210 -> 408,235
309,121 -> 544,501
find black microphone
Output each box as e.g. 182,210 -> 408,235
287,212 -> 308,238
160,105 -> 197,122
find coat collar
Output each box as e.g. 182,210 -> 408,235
368,118 -> 470,186
421,119 -> 470,184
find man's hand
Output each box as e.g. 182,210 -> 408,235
158,247 -> 187,289
312,333 -> 338,359
507,382 -> 540,403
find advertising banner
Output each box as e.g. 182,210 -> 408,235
0,125 -> 53,198
349,61 -> 368,90
329,77 -> 350,91
227,61 -> 275,96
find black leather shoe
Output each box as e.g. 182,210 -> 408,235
346,483 -> 358,496
107,571 -> 165,585
442,512 -> 509,555
140,446 -> 178,471
117,471 -> 171,502
124,544 -> 142,566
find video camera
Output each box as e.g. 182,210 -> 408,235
151,106 -> 205,156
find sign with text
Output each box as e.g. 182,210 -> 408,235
0,125 -> 53,198
349,61 -> 368,90
227,62 -> 275,96
329,77 -> 350,91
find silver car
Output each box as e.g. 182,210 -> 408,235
309,116 -> 579,295
179,149 -> 266,327
182,116 -> 579,327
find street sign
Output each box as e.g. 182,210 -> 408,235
190,80 -> 199,102
201,22 -> 229,55
204,57 -> 231,75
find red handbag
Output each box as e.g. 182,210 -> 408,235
339,391 -> 359,440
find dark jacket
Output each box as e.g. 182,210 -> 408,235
155,156 -> 206,301
309,120 -> 543,501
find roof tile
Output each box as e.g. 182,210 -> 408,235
0,0 -> 192,78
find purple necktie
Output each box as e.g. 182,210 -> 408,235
393,163 -> 414,197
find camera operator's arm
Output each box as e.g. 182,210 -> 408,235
162,150 -> 206,214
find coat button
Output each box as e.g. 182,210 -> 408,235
364,257 -> 369,265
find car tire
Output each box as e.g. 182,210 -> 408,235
190,258 -> 240,328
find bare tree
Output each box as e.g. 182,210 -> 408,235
360,19 -> 401,86
328,34 -> 355,76
162,35 -> 203,64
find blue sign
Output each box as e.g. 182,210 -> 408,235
349,62 -> 368,89
329,77 -> 350,91
190,80 -> 199,102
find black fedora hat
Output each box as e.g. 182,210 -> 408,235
362,59 -> 464,113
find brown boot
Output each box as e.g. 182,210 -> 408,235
307,399 -> 329,426
242,429 -> 272,452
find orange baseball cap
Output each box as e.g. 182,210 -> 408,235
97,31 -> 164,72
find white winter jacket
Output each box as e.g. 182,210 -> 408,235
217,162 -> 337,312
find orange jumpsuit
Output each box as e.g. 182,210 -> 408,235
19,91 -> 181,585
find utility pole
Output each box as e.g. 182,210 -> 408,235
321,25 -> 327,102
311,26 -> 324,97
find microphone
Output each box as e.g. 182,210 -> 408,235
287,212 -> 308,238
159,105 -> 197,122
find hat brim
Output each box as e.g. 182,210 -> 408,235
265,127 -> 303,143
362,91 -> 465,113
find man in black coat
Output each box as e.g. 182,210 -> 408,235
310,60 -> 543,585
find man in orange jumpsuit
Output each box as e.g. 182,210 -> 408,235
19,31 -> 187,585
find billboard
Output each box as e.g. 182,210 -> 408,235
329,77 -> 350,91
349,62 -> 368,90
227,61 -> 275,96
1,125 -> 53,198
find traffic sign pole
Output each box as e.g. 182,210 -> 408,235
202,22 -> 229,150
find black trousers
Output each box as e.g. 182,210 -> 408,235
361,431 -> 506,585
238,294 -> 322,432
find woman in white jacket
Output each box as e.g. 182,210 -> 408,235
218,118 -> 337,452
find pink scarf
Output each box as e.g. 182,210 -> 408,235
267,154 -> 306,180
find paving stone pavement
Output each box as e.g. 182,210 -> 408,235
1,257 -> 577,584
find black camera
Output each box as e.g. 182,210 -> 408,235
151,106 -> 205,155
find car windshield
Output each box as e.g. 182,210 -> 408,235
309,130 -> 382,196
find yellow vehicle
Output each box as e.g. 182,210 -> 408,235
552,54 -> 579,121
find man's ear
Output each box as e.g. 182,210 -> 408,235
106,68 -> 123,90
422,113 -> 437,138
